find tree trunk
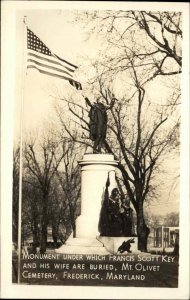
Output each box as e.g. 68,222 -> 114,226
52,217 -> 59,247
40,196 -> 48,254
70,209 -> 76,238
72,220 -> 76,238
68,201 -> 76,237
40,220 -> 47,253
137,201 -> 150,252
32,218 -> 39,253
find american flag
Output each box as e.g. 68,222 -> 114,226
26,28 -> 82,90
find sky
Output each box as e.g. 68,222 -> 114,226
12,6 -> 183,217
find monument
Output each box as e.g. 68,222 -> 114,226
56,96 -> 138,254
85,96 -> 115,153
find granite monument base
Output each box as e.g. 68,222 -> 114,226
55,235 -> 110,254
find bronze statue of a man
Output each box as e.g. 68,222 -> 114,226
85,97 -> 115,153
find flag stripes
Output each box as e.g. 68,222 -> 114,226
26,27 -> 82,90
27,65 -> 75,82
27,57 -> 73,78
28,52 -> 76,73
53,53 -> 78,69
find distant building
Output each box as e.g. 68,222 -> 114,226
153,226 -> 179,248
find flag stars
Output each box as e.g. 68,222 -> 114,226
27,29 -> 51,55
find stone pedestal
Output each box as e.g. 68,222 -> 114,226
56,153 -> 140,255
76,154 -> 118,238
56,154 -> 118,254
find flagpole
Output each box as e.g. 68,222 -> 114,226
17,15 -> 27,284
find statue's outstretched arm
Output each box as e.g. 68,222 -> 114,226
106,172 -> 111,188
84,97 -> 93,108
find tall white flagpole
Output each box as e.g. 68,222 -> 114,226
17,15 -> 27,284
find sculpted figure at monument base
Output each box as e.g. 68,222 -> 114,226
99,175 -> 135,237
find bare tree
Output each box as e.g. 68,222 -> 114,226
144,212 -> 164,228
22,176 -> 43,252
54,12 -> 180,252
48,177 -> 68,247
23,131 -> 69,253
13,145 -> 42,252
163,212 -> 179,227
48,10 -> 181,252
56,58 -> 180,251
55,142 -> 81,238
64,87 -> 178,251
77,10 -> 181,83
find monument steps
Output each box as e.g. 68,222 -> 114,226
66,237 -> 103,247
55,244 -> 110,255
